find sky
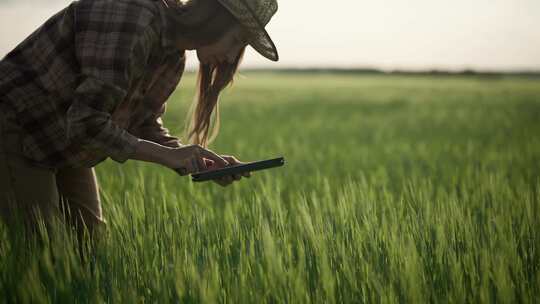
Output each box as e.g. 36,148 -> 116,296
0,0 -> 539,71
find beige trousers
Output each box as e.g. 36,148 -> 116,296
0,114 -> 106,237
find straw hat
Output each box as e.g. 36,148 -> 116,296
216,0 -> 279,61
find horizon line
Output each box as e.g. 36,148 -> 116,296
183,66 -> 540,76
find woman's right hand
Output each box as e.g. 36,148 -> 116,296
165,144 -> 230,176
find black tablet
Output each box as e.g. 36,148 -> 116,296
191,157 -> 285,182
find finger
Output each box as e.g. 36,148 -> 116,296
204,158 -> 215,168
242,171 -> 251,178
199,148 -> 229,167
232,157 -> 246,166
223,155 -> 241,165
233,174 -> 242,181
213,179 -> 227,187
214,177 -> 231,187
212,179 -> 225,187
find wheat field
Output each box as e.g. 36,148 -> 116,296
1,72 -> 539,303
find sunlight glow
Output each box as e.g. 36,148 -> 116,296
0,0 -> 539,71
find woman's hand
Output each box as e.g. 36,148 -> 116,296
206,155 -> 251,187
164,146 -> 251,187
165,144 -> 229,175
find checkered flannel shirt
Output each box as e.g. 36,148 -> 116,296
0,0 -> 186,169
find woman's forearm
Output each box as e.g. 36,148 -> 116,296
130,139 -> 176,167
130,139 -> 230,175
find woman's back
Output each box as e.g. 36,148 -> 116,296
0,0 -> 183,169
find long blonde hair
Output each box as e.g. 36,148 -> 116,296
184,47 -> 246,147
162,0 -> 246,147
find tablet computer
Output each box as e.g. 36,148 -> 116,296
191,156 -> 285,182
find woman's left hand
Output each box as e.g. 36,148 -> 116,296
204,155 -> 251,187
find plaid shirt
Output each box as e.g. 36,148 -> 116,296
0,0 -> 185,169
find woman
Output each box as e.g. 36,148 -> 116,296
0,0 -> 279,238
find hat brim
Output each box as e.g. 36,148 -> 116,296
245,24 -> 279,62
216,0 -> 279,62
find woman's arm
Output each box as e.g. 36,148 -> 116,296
130,140 -> 230,175
129,54 -> 186,148
131,139 -> 175,167
66,1 -> 159,164
130,108 -> 183,149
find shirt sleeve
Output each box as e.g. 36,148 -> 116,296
66,1 -> 158,163
130,52 -> 186,149
132,103 -> 183,148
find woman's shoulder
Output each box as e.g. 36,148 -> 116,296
72,0 -> 164,62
